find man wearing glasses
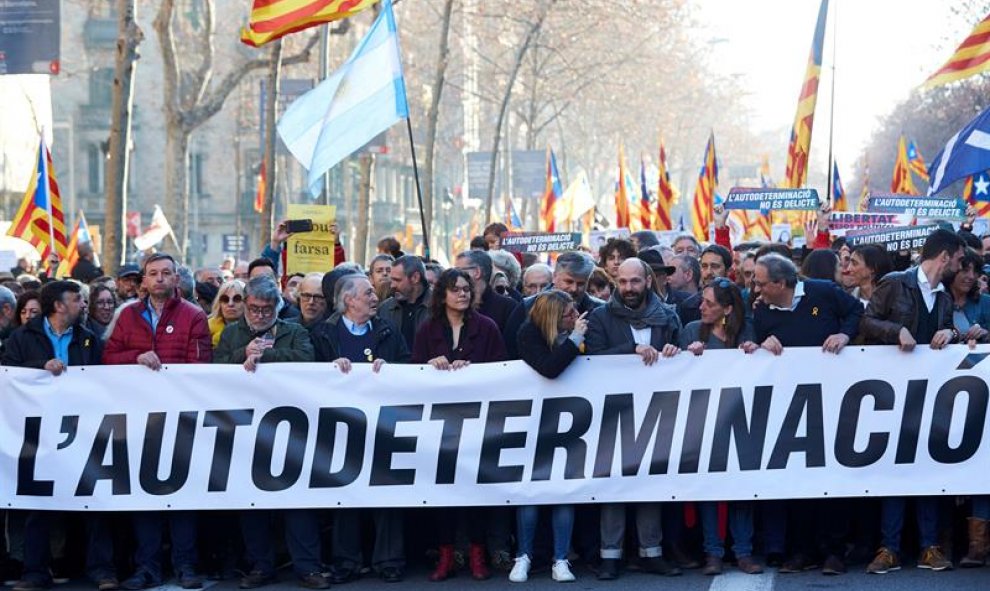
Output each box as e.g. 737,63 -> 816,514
102,253 -> 212,590
295,272 -> 328,329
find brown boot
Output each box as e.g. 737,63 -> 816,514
961,517 -> 989,568
429,545 -> 456,581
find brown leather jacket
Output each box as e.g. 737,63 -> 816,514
859,267 -> 954,345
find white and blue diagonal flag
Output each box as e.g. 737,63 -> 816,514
928,104 -> 990,196
278,0 -> 408,197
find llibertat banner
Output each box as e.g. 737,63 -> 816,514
2,346 -> 990,511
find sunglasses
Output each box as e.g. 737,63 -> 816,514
494,285 -> 508,295
219,294 -> 243,304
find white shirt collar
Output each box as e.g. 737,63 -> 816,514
341,315 -> 372,335
768,280 -> 805,311
917,266 -> 944,293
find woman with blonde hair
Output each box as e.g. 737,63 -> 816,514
208,279 -> 245,347
509,290 -> 588,583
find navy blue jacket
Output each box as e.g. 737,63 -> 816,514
753,279 -> 862,347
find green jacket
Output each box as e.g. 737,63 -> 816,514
213,318 -> 314,364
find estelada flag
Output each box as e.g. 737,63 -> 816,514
691,133 -> 718,243
891,135 -> 918,195
8,138 -> 68,265
241,0 -> 380,47
655,138 -> 674,231
784,0 -> 829,189
924,13 -> 990,88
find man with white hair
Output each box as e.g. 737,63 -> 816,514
310,274 -> 409,583
521,263 -> 552,297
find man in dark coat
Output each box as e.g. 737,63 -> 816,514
3,281 -> 117,591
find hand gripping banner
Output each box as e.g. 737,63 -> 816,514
3,346 -> 990,510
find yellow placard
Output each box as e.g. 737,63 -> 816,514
285,204 -> 337,275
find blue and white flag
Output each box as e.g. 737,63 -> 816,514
928,104 -> 990,196
277,0 -> 409,196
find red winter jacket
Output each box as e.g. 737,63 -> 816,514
103,296 -> 213,365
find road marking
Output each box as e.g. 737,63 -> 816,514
708,570 -> 775,591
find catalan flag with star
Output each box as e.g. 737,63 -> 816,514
241,0 -> 380,47
540,146 -> 563,232
965,170 -> 990,217
891,135 -> 918,195
784,0 -> 829,190
691,132 -> 717,242
8,138 -> 68,266
906,139 -> 929,182
924,12 -> 990,88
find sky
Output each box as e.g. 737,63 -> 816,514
695,0 -> 974,181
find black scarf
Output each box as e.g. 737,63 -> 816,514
606,290 -> 670,330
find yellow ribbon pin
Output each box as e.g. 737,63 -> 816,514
812,306 -> 819,316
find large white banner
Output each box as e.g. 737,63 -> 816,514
3,345 -> 990,510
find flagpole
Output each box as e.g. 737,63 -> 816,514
40,136 -> 57,270
825,0 -> 837,206
319,24 -> 332,206
405,117 -> 431,260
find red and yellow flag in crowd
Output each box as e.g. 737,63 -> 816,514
691,132 -> 717,242
924,13 -> 990,88
8,138 -> 68,266
655,138 -> 674,231
56,212 -> 96,278
891,135 -> 919,195
241,0 -> 380,47
906,139 -> 929,182
254,161 -> 266,214
784,0 -> 829,190
858,157 -> 871,211
540,146 -> 563,232
964,170 -> 990,217
614,144 -> 631,229
832,161 -> 847,210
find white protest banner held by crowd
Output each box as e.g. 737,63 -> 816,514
4,346 -> 990,511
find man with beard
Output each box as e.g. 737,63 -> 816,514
584,258 -> 682,580
310,274 -> 409,583
213,276 -> 325,589
378,255 -> 431,350
4,281 -> 117,591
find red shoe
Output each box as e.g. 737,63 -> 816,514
429,545 -> 456,582
468,544 -> 490,581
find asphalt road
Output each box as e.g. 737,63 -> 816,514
42,563 -> 990,591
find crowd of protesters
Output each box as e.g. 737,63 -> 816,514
3,205 -> 990,589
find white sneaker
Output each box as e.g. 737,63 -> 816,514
509,555 -> 531,583
552,560 -> 575,582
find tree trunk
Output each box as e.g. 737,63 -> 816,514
261,40 -> 283,249
355,153 -> 374,266
103,0 -> 142,271
483,0 -> 555,224
422,0 -> 455,247
162,124 -> 190,258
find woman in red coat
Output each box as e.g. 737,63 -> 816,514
411,268 -> 506,582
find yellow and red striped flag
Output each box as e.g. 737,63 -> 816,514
924,13 -> 990,88
614,144 -> 631,229
8,138 -> 68,267
906,138 -> 929,182
540,146 -> 562,232
784,0 -> 829,189
241,0 -> 380,47
964,170 -> 990,217
56,212 -> 96,278
691,133 -> 717,243
754,155 -> 774,239
891,135 -> 918,195
655,138 -> 674,231
858,158 -> 871,211
254,161 -> 266,213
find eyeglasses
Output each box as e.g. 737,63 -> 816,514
298,293 -> 326,302
95,299 -> 116,308
246,305 -> 275,316
449,286 -> 472,295
219,294 -> 243,304
562,307 -> 579,319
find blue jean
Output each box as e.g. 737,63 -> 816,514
699,502 -> 754,558
973,496 -> 990,520
881,497 -> 938,552
516,505 -> 574,561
